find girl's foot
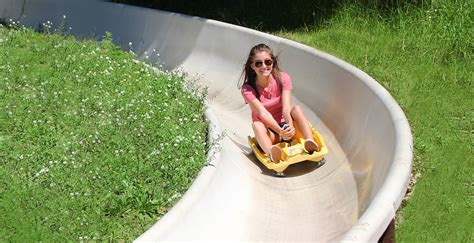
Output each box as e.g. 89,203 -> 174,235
304,139 -> 320,154
270,145 -> 282,163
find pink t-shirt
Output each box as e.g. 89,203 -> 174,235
241,72 -> 293,123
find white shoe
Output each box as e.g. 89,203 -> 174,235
304,139 -> 320,154
270,145 -> 282,163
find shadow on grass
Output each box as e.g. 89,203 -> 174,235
109,0 -> 426,32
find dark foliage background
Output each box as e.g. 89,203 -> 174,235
111,0 -> 427,31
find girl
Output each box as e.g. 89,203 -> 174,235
240,43 -> 320,163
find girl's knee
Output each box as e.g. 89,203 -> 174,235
291,105 -> 303,116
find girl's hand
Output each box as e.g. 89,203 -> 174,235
281,124 -> 295,140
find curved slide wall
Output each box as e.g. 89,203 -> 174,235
0,0 -> 413,241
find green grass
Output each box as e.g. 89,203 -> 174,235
0,24 -> 207,241
277,1 -> 473,241
1,1 -> 472,241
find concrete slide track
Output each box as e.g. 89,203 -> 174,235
0,0 -> 413,241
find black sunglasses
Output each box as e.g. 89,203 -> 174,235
253,59 -> 273,68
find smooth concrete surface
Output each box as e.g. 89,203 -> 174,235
0,0 -> 413,241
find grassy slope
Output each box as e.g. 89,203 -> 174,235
1,1 -> 472,241
277,2 -> 473,241
0,26 -> 207,240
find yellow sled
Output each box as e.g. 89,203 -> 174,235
248,122 -> 328,176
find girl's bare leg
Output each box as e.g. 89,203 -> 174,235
252,121 -> 281,162
290,105 -> 320,153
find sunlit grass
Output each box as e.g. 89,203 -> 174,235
0,24 -> 207,241
1,0 -> 472,241
277,1 -> 473,241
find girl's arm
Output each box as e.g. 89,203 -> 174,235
248,98 -> 284,136
282,89 -> 293,126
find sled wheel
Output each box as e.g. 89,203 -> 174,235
317,158 -> 326,168
274,171 -> 285,177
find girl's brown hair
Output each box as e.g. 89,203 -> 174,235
239,43 -> 282,100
